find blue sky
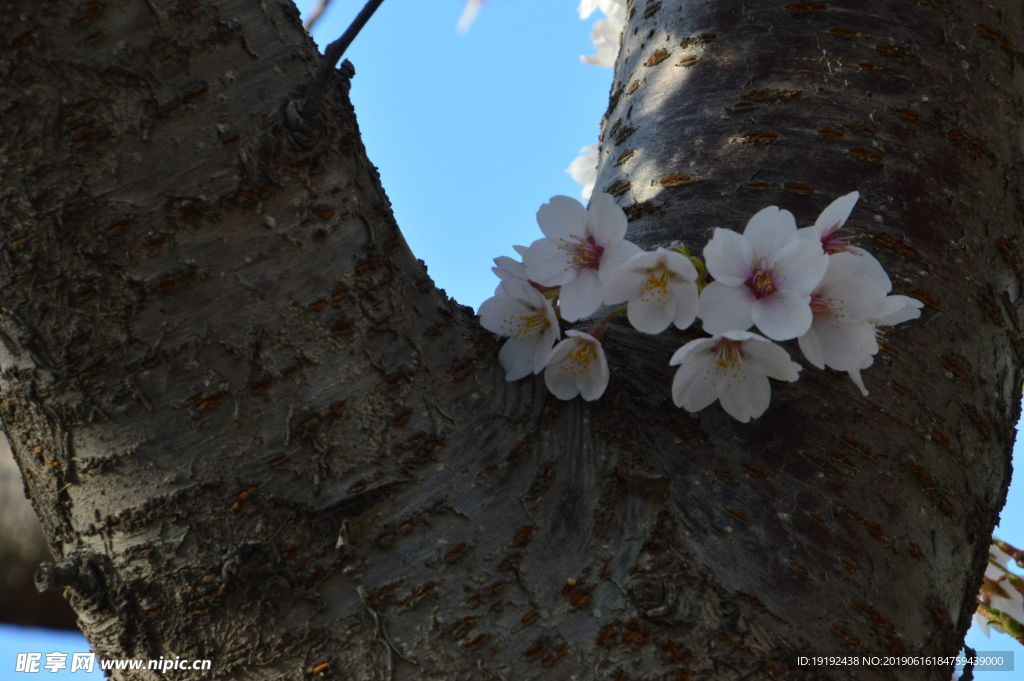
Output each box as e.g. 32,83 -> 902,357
0,1 -> 1020,677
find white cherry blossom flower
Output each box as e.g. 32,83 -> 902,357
670,330 -> 801,423
522,193 -> 642,322
797,253 -> 889,394
603,247 -> 699,334
799,191 -> 890,291
567,144 -> 599,201
577,0 -> 626,21
544,330 -> 609,401
699,206 -> 828,340
478,279 -> 560,381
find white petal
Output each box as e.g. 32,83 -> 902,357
602,254 -> 651,305
598,240 -> 644,281
669,279 -> 699,330
536,195 -> 589,241
719,372 -> 771,423
577,0 -> 600,20
498,278 -> 545,308
456,0 -> 481,33
663,248 -> 699,281
875,295 -> 923,325
798,326 -> 825,369
576,340 -> 609,401
532,326 -> 559,375
772,237 -> 828,295
819,275 -> 889,324
847,247 -> 891,292
814,191 -> 859,238
567,145 -> 599,202
669,337 -> 717,366
698,281 -> 756,334
751,290 -> 813,340
847,368 -> 868,396
544,339 -> 581,400
580,18 -> 622,68
559,268 -> 604,321
816,320 -> 877,371
627,290 -> 674,334
743,336 -> 801,381
744,206 -> 798,258
492,256 -> 528,282
478,294 -> 528,336
703,228 -> 754,287
672,355 -> 718,412
512,244 -> 529,257
587,192 -> 628,245
819,252 -> 861,284
523,238 -> 576,287
499,338 -> 539,381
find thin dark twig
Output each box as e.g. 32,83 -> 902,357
303,0 -> 334,32
302,0 -> 386,111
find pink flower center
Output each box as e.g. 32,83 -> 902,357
809,293 -> 833,320
561,235 -> 604,271
745,266 -> 776,299
821,226 -> 854,255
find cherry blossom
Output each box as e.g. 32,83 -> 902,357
567,144 -> 599,201
797,253 -> 889,393
603,247 -> 699,334
545,330 -> 609,401
478,279 -> 560,381
522,193 -> 642,322
799,191 -> 890,290
699,206 -> 828,340
670,331 -> 801,422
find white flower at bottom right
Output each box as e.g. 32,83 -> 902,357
670,330 -> 801,423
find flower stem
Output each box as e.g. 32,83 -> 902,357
588,306 -> 628,340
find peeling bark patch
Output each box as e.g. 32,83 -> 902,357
660,173 -> 693,187
737,131 -> 778,144
785,3 -> 827,13
677,56 -> 699,67
829,27 -> 857,37
645,48 -> 671,66
818,128 -> 845,138
895,109 -> 919,122
788,561 -> 809,576
643,2 -> 661,19
873,234 -> 922,260
784,182 -> 816,194
679,33 -> 717,47
977,24 -> 1014,51
605,180 -> 632,197
616,149 -> 636,166
847,147 -> 883,163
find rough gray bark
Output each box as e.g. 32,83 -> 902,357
0,1 -> 1019,680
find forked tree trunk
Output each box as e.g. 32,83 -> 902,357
0,1 -> 1019,679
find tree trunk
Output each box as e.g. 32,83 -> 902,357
0,0 -> 1018,679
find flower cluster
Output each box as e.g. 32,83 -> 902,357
974,538 -> 1024,643
479,191 -> 923,421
